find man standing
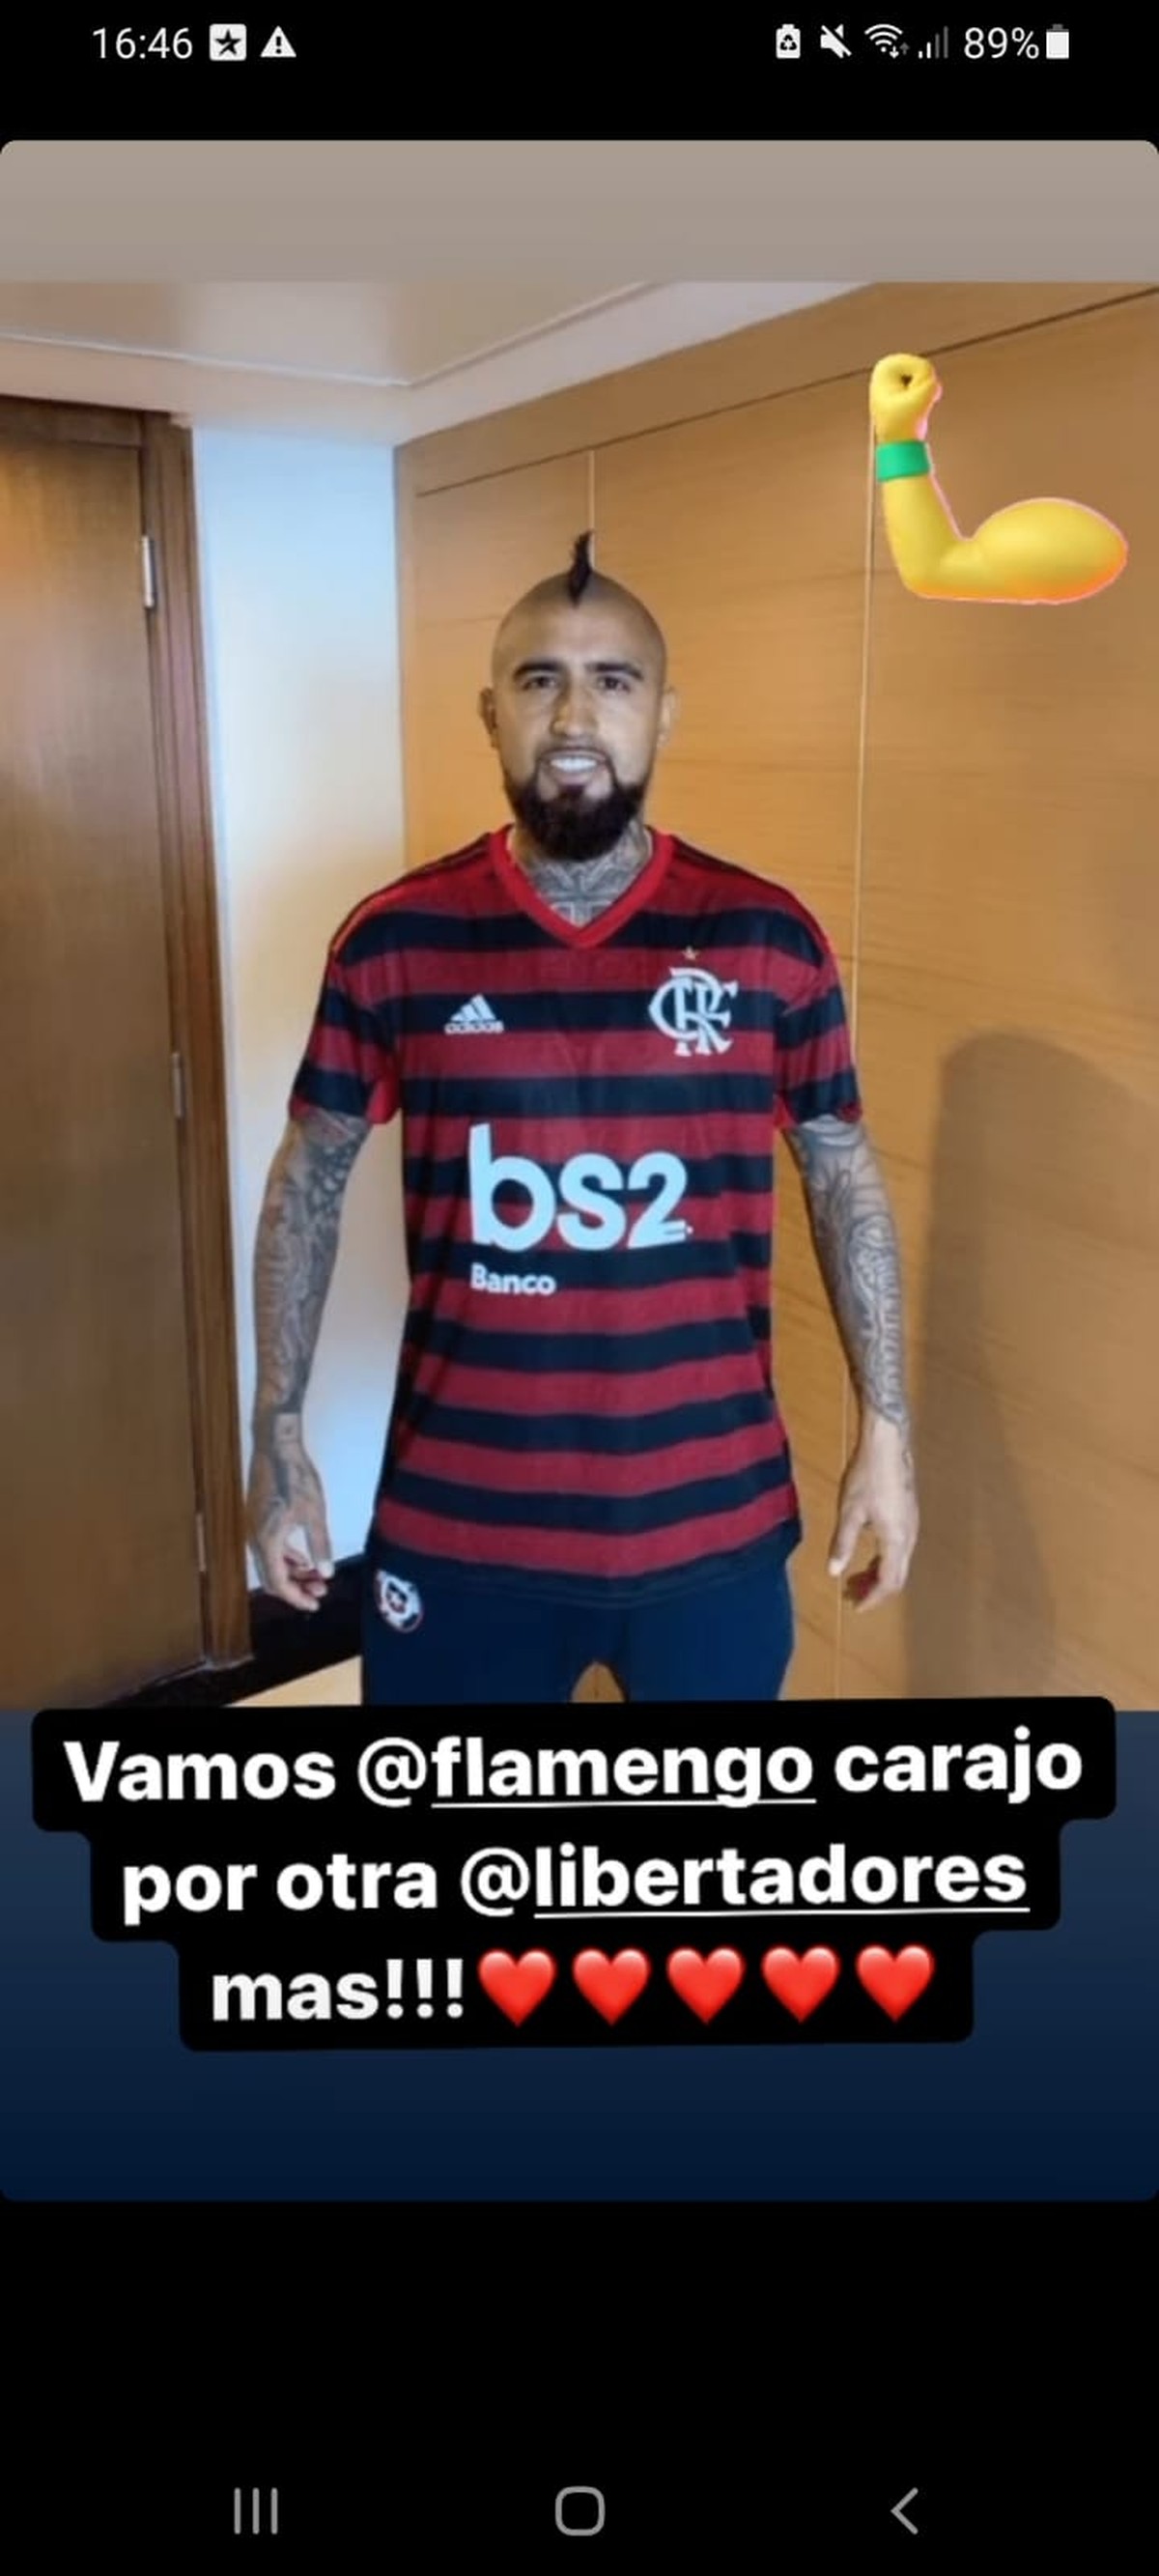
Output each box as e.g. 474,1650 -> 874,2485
246,535 -> 918,1701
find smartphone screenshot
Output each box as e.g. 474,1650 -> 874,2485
2,30 -> 1155,2560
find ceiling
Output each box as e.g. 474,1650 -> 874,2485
0,282 -> 859,442
0,281 -> 656,382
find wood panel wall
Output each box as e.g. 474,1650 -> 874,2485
395,284 -> 1159,1704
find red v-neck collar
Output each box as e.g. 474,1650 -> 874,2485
490,825 -> 675,949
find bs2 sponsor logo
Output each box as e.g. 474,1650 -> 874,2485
468,1122 -> 692,1255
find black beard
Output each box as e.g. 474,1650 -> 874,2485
503,766 -> 648,861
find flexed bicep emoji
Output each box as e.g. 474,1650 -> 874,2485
869,351 -> 1128,603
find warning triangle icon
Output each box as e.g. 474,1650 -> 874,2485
261,25 -> 296,52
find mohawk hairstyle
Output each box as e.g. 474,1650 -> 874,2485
491,532 -> 667,682
566,530 -> 596,601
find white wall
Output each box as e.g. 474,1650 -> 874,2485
192,428 -> 410,1566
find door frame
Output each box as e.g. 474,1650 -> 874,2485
1,392 -> 249,1673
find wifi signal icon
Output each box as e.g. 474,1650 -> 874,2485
865,20 -> 905,48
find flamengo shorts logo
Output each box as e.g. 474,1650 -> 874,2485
468,1122 -> 691,1258
374,1571 -> 424,1632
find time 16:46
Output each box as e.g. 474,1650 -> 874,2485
92,27 -> 194,55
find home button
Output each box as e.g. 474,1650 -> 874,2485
555,2487 -> 606,2536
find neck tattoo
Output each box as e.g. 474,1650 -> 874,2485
519,831 -> 652,928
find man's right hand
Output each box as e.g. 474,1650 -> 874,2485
246,1416 -> 335,1611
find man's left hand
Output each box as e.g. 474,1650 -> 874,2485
828,1414 -> 919,1611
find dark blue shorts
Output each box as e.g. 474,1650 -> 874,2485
361,1541 -> 795,1705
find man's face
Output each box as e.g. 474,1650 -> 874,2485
480,595 -> 674,860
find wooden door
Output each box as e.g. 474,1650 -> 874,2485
0,422 -> 206,1703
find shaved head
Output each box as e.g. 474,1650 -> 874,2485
492,532 -> 667,686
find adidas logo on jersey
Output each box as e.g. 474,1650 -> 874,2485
445,993 -> 505,1033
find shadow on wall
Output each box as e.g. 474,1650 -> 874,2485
905,1033 -> 1158,1701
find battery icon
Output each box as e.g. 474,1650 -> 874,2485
1044,23 -> 1069,53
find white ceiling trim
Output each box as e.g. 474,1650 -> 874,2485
0,283 -> 659,388
0,283 -> 861,442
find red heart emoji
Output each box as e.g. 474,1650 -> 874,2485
856,1945 -> 935,2020
573,1949 -> 651,2024
477,1950 -> 556,2025
761,1946 -> 840,2022
666,1948 -> 746,2023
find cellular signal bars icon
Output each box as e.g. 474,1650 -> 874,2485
919,24 -> 948,53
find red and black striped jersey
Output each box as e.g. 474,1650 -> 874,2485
289,826 -> 862,1599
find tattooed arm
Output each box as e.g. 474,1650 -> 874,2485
783,1114 -> 919,1609
245,1107 -> 371,1609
